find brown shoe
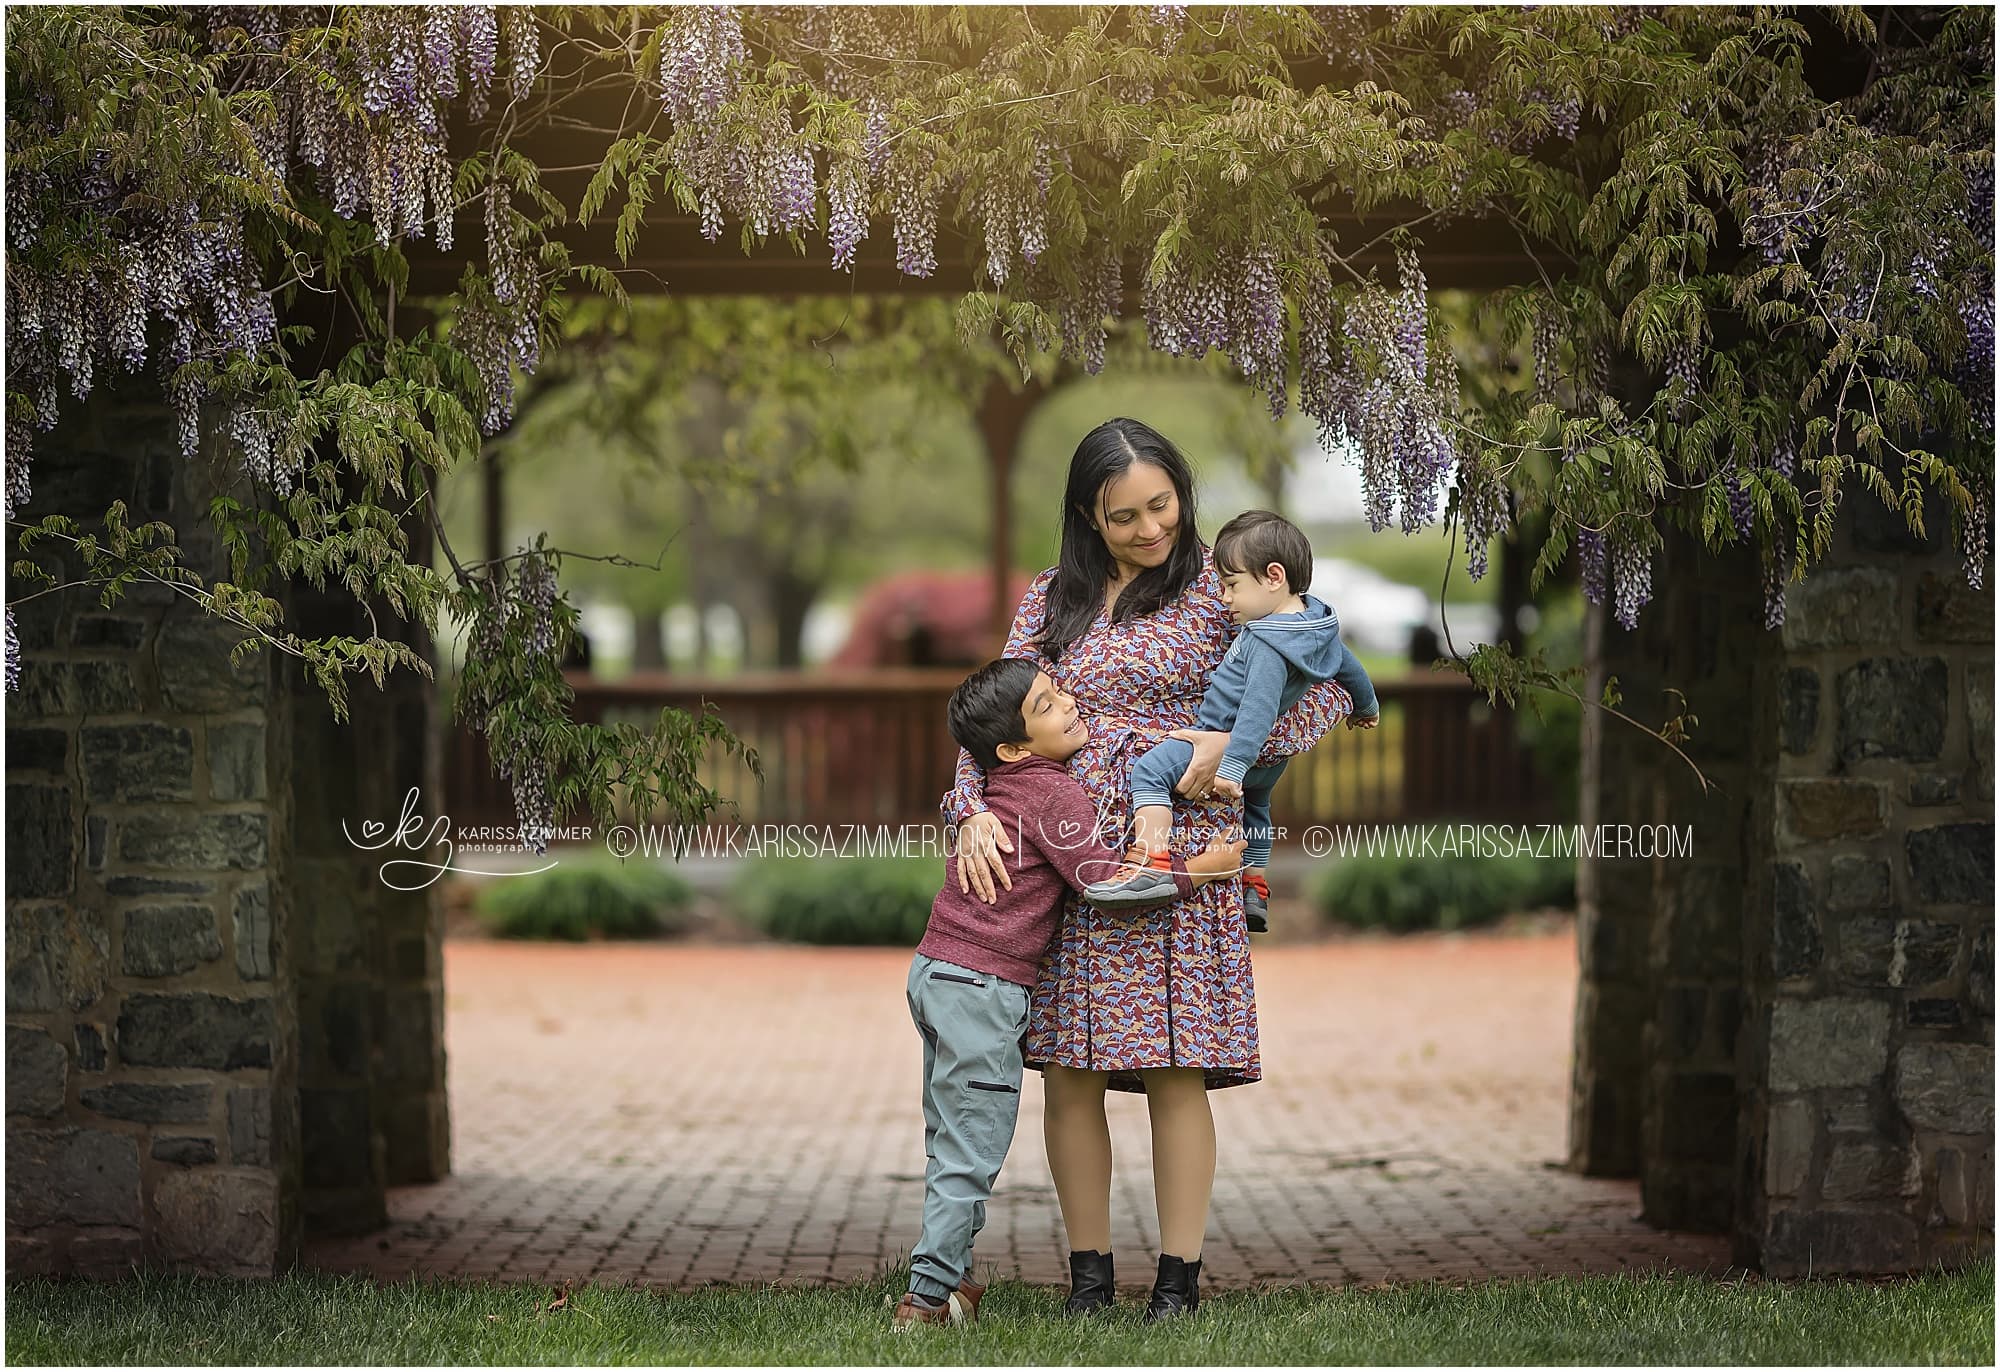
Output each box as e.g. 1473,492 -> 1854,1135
892,1277 -> 986,1330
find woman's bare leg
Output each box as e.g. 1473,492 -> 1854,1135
1043,1064 -> 1113,1251
1141,1066 -> 1215,1259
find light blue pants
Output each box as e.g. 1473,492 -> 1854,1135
904,952 -> 1030,1300
1130,740 -> 1290,869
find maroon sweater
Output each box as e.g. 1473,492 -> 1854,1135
918,754 -> 1193,986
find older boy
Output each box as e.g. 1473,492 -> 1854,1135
896,657 -> 1242,1328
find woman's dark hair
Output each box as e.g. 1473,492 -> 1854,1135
947,656 -> 1042,771
1036,418 -> 1204,664
1214,509 -> 1313,593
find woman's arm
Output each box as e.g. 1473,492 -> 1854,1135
1255,675 -> 1353,766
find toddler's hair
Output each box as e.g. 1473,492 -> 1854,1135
1213,509 -> 1313,594
947,656 -> 1042,771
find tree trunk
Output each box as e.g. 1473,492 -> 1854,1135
631,609 -> 667,671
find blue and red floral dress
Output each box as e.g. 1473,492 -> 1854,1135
942,557 -> 1352,1092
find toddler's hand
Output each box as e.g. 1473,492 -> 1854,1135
1348,713 -> 1380,730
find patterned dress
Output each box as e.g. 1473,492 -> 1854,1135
942,557 -> 1353,1093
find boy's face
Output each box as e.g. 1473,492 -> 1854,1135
1218,558 -> 1292,623
997,670 -> 1089,763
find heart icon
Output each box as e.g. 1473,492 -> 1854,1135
362,819 -> 385,839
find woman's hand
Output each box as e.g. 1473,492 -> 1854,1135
955,811 -> 1015,904
1167,729 -> 1229,800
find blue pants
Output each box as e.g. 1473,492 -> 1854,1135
904,953 -> 1030,1300
1130,738 -> 1289,869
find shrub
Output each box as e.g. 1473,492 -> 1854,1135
731,855 -> 940,945
473,857 -> 695,941
1312,849 -> 1576,933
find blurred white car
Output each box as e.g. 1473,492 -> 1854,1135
1309,556 -> 1499,657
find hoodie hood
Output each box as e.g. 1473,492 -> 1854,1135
1240,592 -> 1345,680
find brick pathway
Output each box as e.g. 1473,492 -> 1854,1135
304,932 -> 1730,1291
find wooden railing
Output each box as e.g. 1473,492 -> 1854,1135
444,669 -> 1560,842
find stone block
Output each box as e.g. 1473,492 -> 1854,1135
7,902 -> 109,1013
1660,1072 -> 1735,1164
7,782 -> 73,898
1823,1089 -> 1883,1134
1769,998 -> 1891,1091
1835,657 -> 1948,764
12,662 -> 141,717
1908,998 -> 1965,1029
6,1025 -> 67,1116
153,1169 -> 280,1275
103,875 -> 214,897
80,723 -> 194,802
121,903 -> 223,977
1823,1141 -> 1922,1201
1765,1208 -> 1918,1276
68,1229 -> 144,1275
1782,567 -> 1899,649
206,721 -> 266,802
116,993 -> 273,1070
151,1135 -> 218,1166
1907,824 -> 1995,905
71,614 -> 148,649
1909,773 -> 1961,807
1664,866 -> 1741,979
79,1082 -> 212,1123
84,814 -> 107,871
1765,1097 -> 1814,1197
73,1022 -> 106,1071
1894,1043 -> 1994,1133
1972,930 -> 1993,1018
1663,986 -> 1707,1059
1849,486 -> 1946,553
1936,1145 -> 1995,1227
302,1088 -> 376,1188
1837,917 -> 1961,989
8,726 -> 68,772
1915,571 -> 1993,643
1971,663 -> 1992,798
1783,780 -> 1886,841
1781,668 -> 1820,755
1826,856 -> 1892,911
232,881 -> 273,980
6,1126 -> 142,1228
157,619 -> 266,712
304,982 -> 374,1079
116,812 -> 267,871
380,988 -> 440,1085
227,1086 -> 272,1167
1771,862 -> 1823,978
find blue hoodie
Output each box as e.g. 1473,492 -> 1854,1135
1200,592 -> 1380,785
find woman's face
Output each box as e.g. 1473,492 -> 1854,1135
1087,461 -> 1181,576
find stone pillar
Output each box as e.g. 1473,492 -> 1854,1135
1736,491 -> 1995,1275
1569,593 -> 1657,1177
1637,531 -> 1775,1230
291,558 -> 448,1231
6,391 -> 301,1275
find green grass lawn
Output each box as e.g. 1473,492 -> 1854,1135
6,1262 -> 1991,1365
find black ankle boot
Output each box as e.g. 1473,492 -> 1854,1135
1063,1249 -> 1115,1314
1142,1252 -> 1202,1321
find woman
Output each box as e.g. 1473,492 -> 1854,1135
942,417 -> 1352,1320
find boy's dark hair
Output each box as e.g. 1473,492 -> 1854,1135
1213,509 -> 1313,594
947,657 -> 1043,771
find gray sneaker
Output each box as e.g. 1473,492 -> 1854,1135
1243,882 -> 1269,933
1081,866 -> 1182,910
